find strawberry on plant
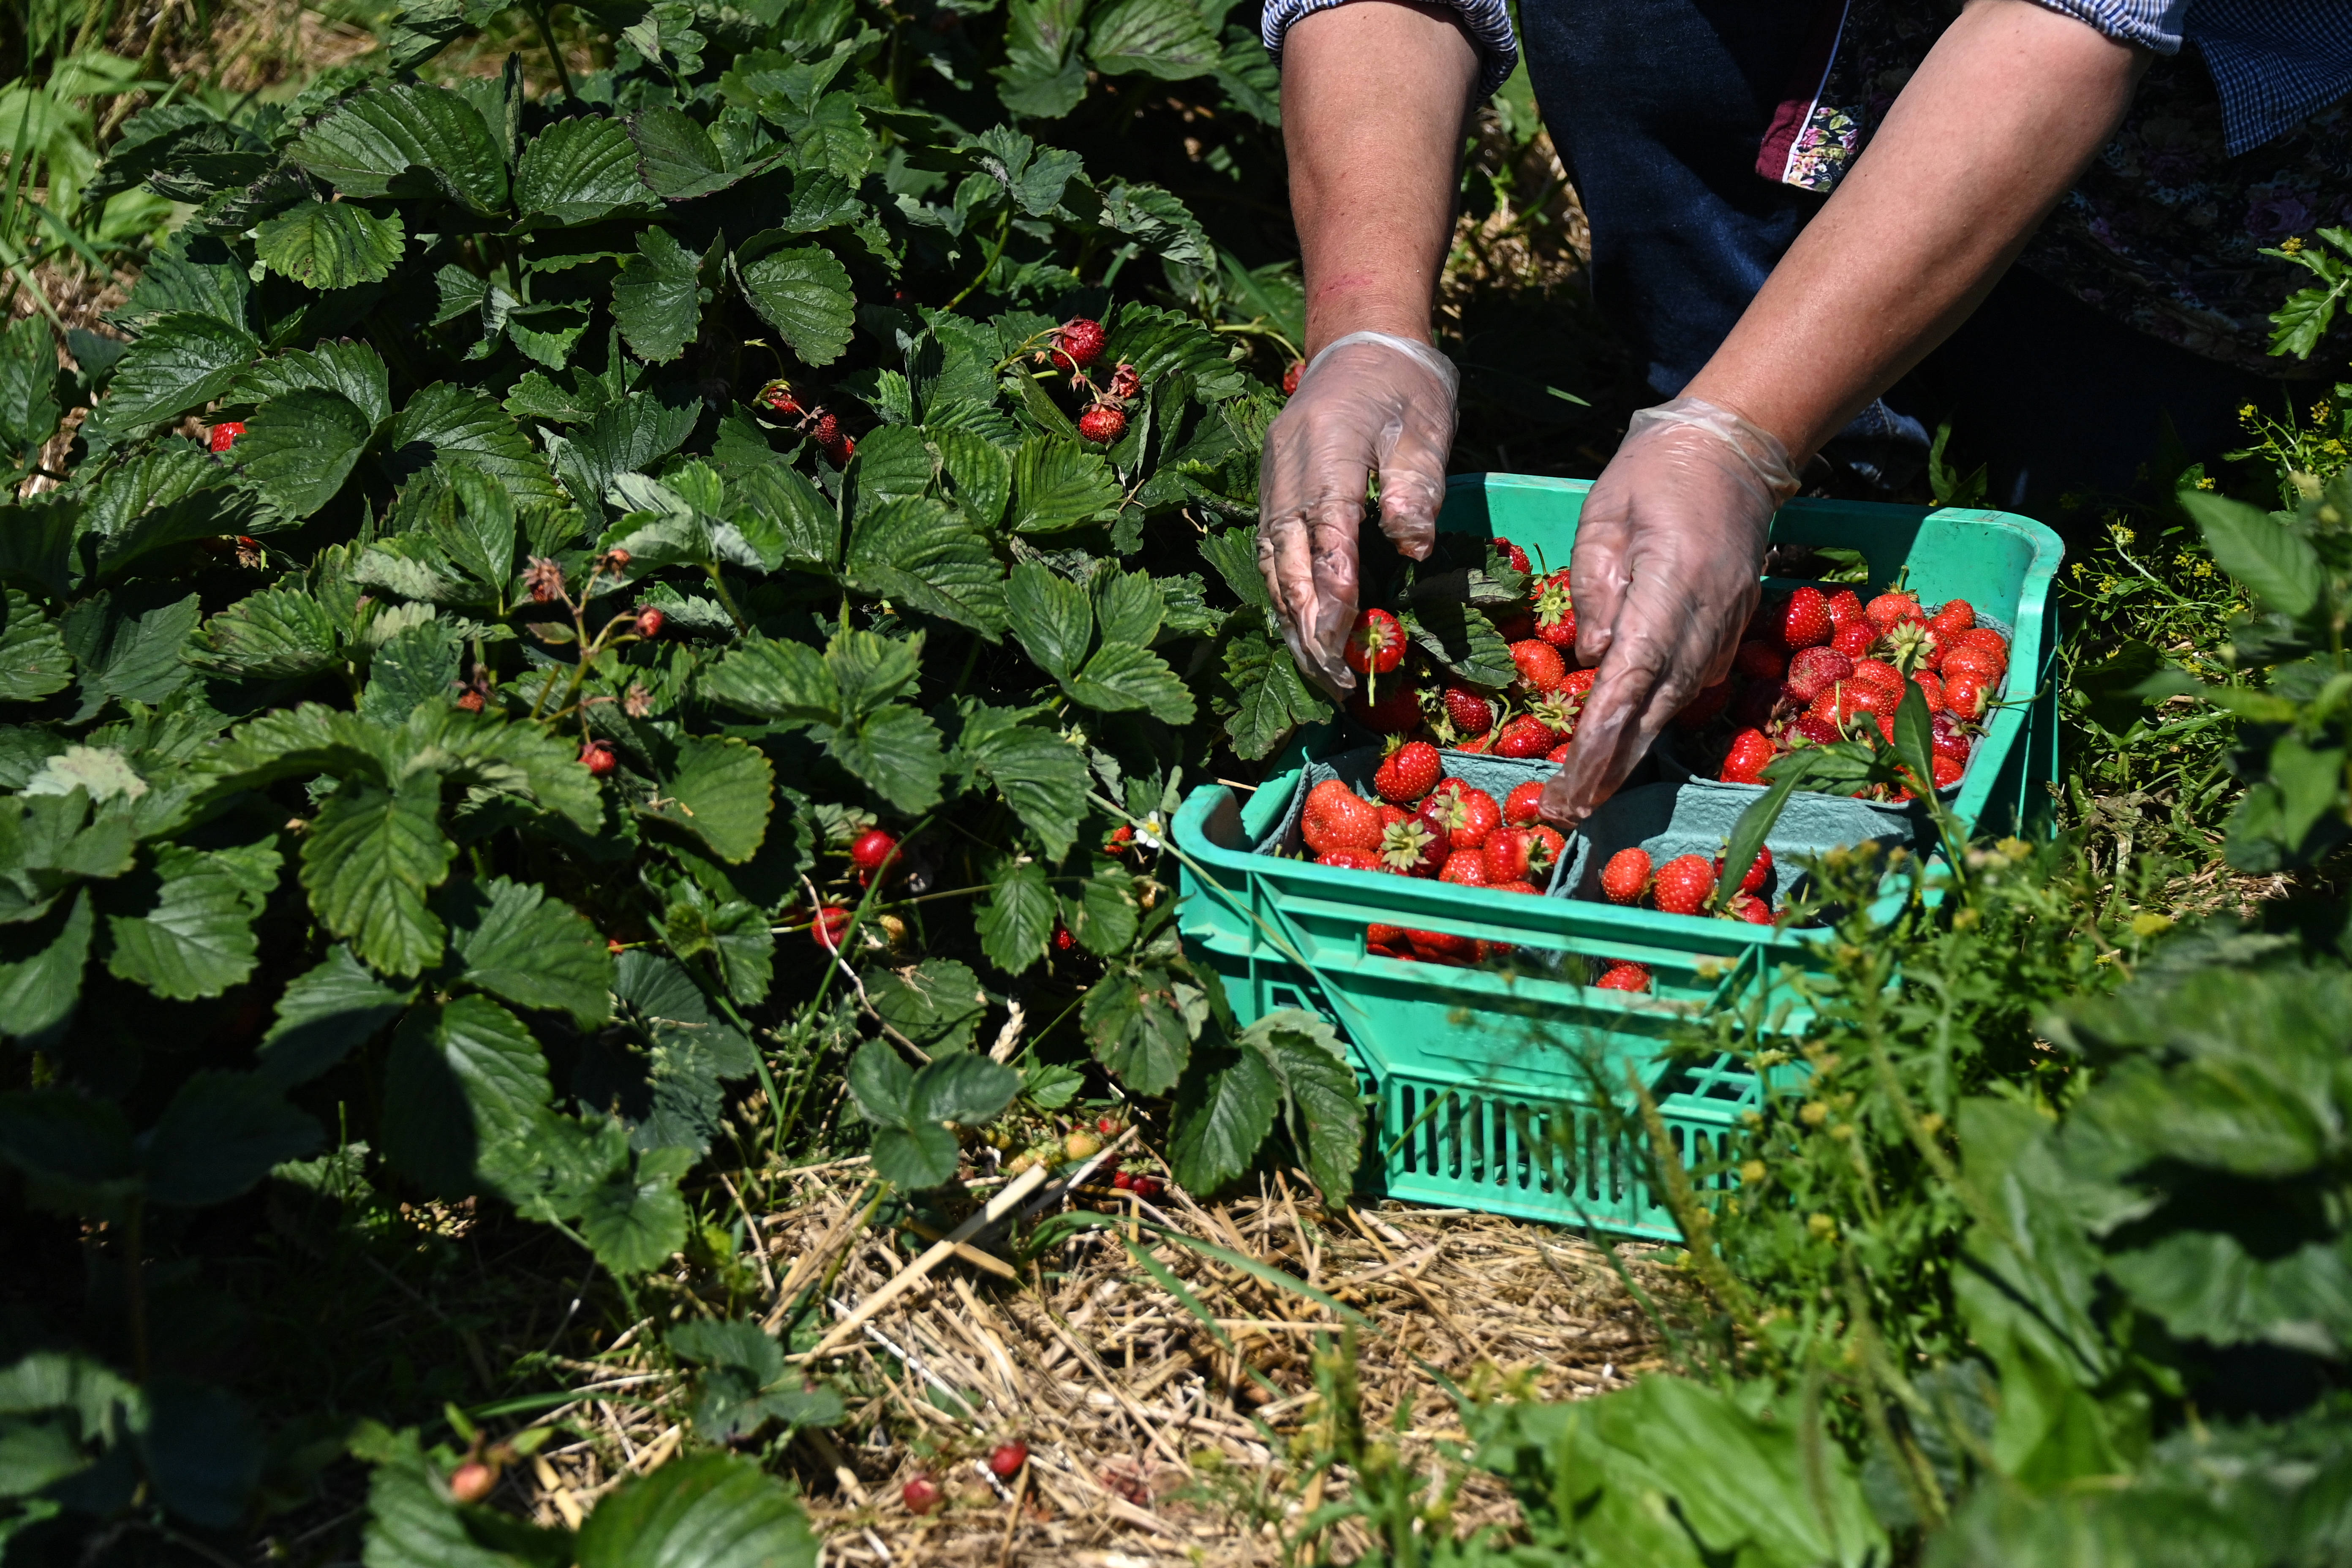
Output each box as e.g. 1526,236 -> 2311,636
1595,962 -> 1650,993
456,688 -> 486,713
1107,362 -> 1141,400
1441,685 -> 1494,737
1374,740 -> 1443,805
1491,536 -> 1530,573
1778,586 -> 1833,649
1865,588 -> 1923,632
1732,640 -> 1787,681
756,379 -> 806,416
812,906 -> 853,951
1509,638 -> 1568,694
1103,824 -> 1135,855
1052,316 -> 1107,370
1493,714 -> 1557,758
1302,779 -> 1383,854
635,606 -> 666,638
1111,1169 -> 1133,1189
1600,847 -> 1652,905
1784,647 -> 1853,705
1503,779 -> 1546,826
208,421 -> 244,453
1719,727 -> 1777,784
1715,844 -> 1772,895
1378,817 -> 1443,875
580,739 -> 618,776
903,1476 -> 941,1515
1078,403 -> 1127,444
1282,361 -> 1304,395
990,1442 -> 1029,1478
1652,854 -> 1716,916
1346,609 -> 1407,677
851,828 -> 898,872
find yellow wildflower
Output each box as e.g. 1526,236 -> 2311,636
2283,235 -> 2307,254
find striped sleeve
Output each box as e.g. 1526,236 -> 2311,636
1260,0 -> 1520,99
2023,0 -> 2189,52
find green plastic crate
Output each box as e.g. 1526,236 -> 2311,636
1172,475 -> 2063,1238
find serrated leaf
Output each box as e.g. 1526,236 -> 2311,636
1010,437 -> 1121,533
997,0 -> 1089,116
0,890 -> 93,1040
976,859 -> 1054,975
852,424 -> 936,502
444,876 -> 613,1025
550,387 -> 701,506
187,588 -> 342,680
257,945 -> 414,1088
406,704 -> 605,831
959,702 -> 1087,860
0,316 -> 61,468
1067,640 -> 1194,723
1083,965 -> 1192,1094
382,994 -> 553,1195
106,313 -> 261,426
1168,1033 -> 1278,1193
613,227 -> 709,366
2181,492 -> 2324,620
866,959 -> 988,1055
931,427 -> 1012,527
665,892 -> 773,1006
702,634 -> 837,726
1087,0 -> 1218,79
360,617 -> 461,724
1094,569 -> 1165,646
232,388 -> 374,520
644,735 -> 773,863
516,114 -> 651,226
104,842 -> 272,1000
1243,1010 -> 1360,1204
1401,600 -> 1516,687
301,769 -> 455,979
736,245 -> 855,367
253,201 -> 406,290
0,591 -> 72,702
844,498 -> 1007,636
385,382 -> 562,506
233,340 -> 393,429
288,82 -> 510,213
141,1070 -> 319,1206
572,1143 -> 693,1271
576,1452 -> 819,1568
65,591 -> 201,713
1198,525 -> 1271,612
1004,561 -> 1092,682
826,703 -> 945,813
629,103 -> 736,200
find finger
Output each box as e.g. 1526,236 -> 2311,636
1303,494 -> 1364,691
1568,482 -> 1633,669
1372,401 -> 1455,562
1537,642 -> 1663,828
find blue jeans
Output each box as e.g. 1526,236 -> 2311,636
1517,0 -> 2291,519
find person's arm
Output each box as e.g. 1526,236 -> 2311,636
1544,0 -> 2147,825
1256,2 -> 1478,696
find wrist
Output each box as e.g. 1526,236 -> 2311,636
1303,280 -> 1434,359
1677,369 -> 1831,469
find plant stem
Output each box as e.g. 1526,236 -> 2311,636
523,0 -> 579,101
946,205 -> 1013,311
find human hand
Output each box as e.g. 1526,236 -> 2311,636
1257,331 -> 1459,697
1540,397 -> 1800,827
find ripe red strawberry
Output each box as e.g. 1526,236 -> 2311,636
1425,783 -> 1501,849
1847,682 -> 1901,721
1673,681 -> 1732,730
1943,671 -> 1990,720
822,432 -> 855,465
1302,779 -> 1383,854
1494,879 -> 1541,897
1374,740 -> 1443,804
1733,640 -> 1787,681
1441,686 -> 1495,737
1826,588 -> 1865,628
1931,713 -> 1971,763
1865,588 -> 1923,633
1719,727 -> 1778,784
1484,828 -> 1535,883
990,1442 -> 1029,1478
1317,848 -> 1383,871
456,689 -> 486,713
1346,609 -> 1407,676
1493,714 -> 1557,758
1078,404 -> 1127,444
1054,921 -> 1075,952
1832,621 -> 1876,659
1790,711 -> 1843,746
1440,850 -> 1489,885
1940,641 -> 2007,683
1456,732 -> 1493,755
812,906 -> 852,950
1784,647 -> 1853,705
1053,316 -> 1107,369
1378,803 -> 1410,828
580,739 -> 618,776
1547,740 -> 1571,762
1503,780 -> 1546,826
1527,824 -> 1565,872
209,421 -> 245,453
1715,844 -> 1772,895
1872,712 -> 1898,746
1348,685 -> 1423,733
1367,922 -> 1407,949
1491,536 -> 1530,573
1595,962 -> 1650,993
810,411 -> 843,449
1379,817 -> 1443,875
851,828 -> 898,871
635,606 -> 666,638
1932,754 -> 1964,788
1282,361 -> 1304,395
1955,627 -> 2010,661
1848,659 -> 1905,698
1510,639 -> 1568,694
1913,671 -> 1946,712
1410,927 -> 1477,961
903,1475 -> 941,1514
1652,854 -> 1716,916
1729,893 -> 1775,925
1778,586 -> 1833,650
1600,847 -> 1652,905
1927,599 -> 1975,639
1532,572 -> 1577,648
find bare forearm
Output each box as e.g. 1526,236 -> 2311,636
1685,0 -> 2146,462
1282,1 -> 1478,355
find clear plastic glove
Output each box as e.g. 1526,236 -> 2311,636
1540,397 -> 1801,828
1257,331 -> 1459,698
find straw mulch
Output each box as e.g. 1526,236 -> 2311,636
510,1149 -> 1687,1565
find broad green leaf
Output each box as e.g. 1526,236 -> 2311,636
613,950 -> 758,1082
848,1036 -> 916,1126
139,1378 -> 264,1528
1083,965 -> 1192,1094
406,704 -> 606,831
1067,867 -> 1139,957
826,627 -> 923,717
1400,600 -> 1516,688
1714,772 -> 1801,911
612,227 -> 709,366
702,635 -> 837,725
736,245 -> 855,367
825,703 -> 945,813
2105,1228 -> 2352,1356
515,114 -> 651,226
301,769 -> 456,979
187,588 -> 341,680
575,1452 -> 819,1568
933,428 -> 1013,527
64,591 -> 201,713
865,958 -> 987,1054
976,859 -> 1054,975
1094,569 -> 1165,646
1010,437 -> 1121,533
912,1048 -> 1021,1126
1086,0 -> 1219,79
0,497 -> 79,602
232,340 -> 393,429
355,1421 -> 562,1568
117,232 -> 250,333
382,994 -> 553,1196
959,702 -> 1088,860
22,745 -> 145,805
664,892 -> 773,1006
1090,180 -> 1210,268
1223,617 -> 1329,760
996,0 -> 1089,116
106,313 -> 261,426
257,945 -> 414,1088
844,498 -> 1007,637
870,1118 -> 959,1189
572,1143 -> 694,1271
444,876 -> 613,1026
2180,492 -> 2324,619
288,82 -> 510,213
0,890 -> 93,1040
140,1070 -> 319,1207
1168,1034 -> 1278,1193
1893,680 -> 1938,795
728,461 -> 838,569
645,735 -> 774,863
1243,1010 -> 1361,1205
105,842 -> 273,1000
1066,640 -> 1194,724
549,387 -> 701,505
2271,735 -> 2346,851
384,383 -> 563,507
852,424 -> 935,501
628,104 -> 736,200
0,591 -> 72,702
1004,561 -> 1092,682
253,201 -> 406,290
0,316 -> 61,468
360,618 -> 462,724
233,388 -> 375,519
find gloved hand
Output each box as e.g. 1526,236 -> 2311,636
1257,331 -> 1459,697
1540,397 -> 1801,827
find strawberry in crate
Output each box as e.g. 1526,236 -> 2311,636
1671,580 -> 2009,791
